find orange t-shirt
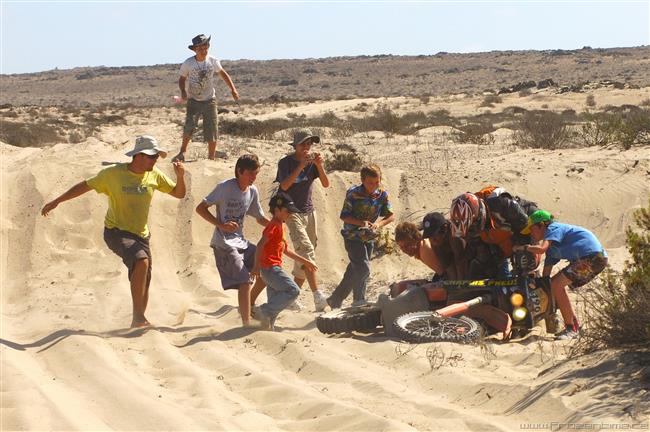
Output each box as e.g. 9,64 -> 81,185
261,219 -> 286,268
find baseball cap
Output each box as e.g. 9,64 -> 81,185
269,192 -> 300,213
520,210 -> 553,234
421,212 -> 448,238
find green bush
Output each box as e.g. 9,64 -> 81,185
575,200 -> 650,353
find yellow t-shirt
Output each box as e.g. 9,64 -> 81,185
86,163 -> 176,238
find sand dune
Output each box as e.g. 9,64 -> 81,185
2,93 -> 649,430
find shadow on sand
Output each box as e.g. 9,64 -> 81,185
0,324 -> 210,353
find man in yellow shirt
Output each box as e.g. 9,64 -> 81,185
41,136 -> 186,328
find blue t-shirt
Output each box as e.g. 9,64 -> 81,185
275,155 -> 319,213
544,222 -> 606,266
203,178 -> 265,249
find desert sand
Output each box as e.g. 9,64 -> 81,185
1,88 -> 649,431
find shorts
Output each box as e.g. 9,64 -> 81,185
183,98 -> 218,142
212,243 -> 256,290
561,252 -> 608,288
285,211 -> 318,279
103,227 -> 152,288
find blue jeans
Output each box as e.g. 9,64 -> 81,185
260,266 -> 300,318
328,239 -> 374,308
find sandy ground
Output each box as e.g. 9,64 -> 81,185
1,92 -> 649,430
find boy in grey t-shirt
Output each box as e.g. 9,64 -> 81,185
196,154 -> 269,326
173,34 -> 240,162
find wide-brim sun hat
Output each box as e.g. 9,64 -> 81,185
125,135 -> 168,158
290,129 -> 320,147
188,34 -> 211,50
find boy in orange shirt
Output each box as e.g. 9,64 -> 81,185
253,193 -> 318,330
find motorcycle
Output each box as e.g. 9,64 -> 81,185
316,251 -> 560,343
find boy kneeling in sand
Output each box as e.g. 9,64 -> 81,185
252,193 -> 318,330
513,210 -> 608,340
195,154 -> 268,326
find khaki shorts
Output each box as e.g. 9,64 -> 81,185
183,98 -> 218,142
286,211 -> 317,279
103,227 -> 152,288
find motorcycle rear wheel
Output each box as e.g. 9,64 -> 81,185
393,311 -> 482,344
316,305 -> 382,334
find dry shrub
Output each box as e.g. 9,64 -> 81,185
324,144 -> 364,172
452,122 -> 496,145
480,94 -> 502,108
0,120 -> 61,147
512,111 -> 570,149
373,228 -> 396,258
607,108 -> 650,150
574,200 -> 650,354
578,111 -> 615,147
585,94 -> 596,107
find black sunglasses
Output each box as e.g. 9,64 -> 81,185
144,153 -> 160,160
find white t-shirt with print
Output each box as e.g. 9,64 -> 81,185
179,55 -> 224,101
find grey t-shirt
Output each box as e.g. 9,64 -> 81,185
203,178 -> 265,249
275,155 -> 319,213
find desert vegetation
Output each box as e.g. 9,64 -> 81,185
575,199 -> 650,353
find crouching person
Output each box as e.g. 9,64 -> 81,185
514,210 -> 608,340
252,193 -> 318,330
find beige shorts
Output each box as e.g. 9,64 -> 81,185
286,211 -> 318,279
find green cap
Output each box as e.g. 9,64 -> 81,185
521,210 -> 553,234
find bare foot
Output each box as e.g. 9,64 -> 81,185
130,319 -> 152,328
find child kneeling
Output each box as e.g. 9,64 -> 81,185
253,193 -> 318,330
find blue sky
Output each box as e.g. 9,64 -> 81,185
1,1 -> 649,74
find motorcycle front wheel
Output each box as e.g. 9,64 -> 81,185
393,311 -> 482,344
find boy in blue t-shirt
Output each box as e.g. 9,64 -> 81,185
514,210 -> 608,340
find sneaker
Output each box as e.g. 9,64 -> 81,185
256,307 -> 275,331
351,299 -> 370,308
555,325 -> 581,340
287,299 -> 304,311
313,290 -> 328,312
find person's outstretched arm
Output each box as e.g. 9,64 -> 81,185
218,69 -> 239,100
41,181 -> 92,216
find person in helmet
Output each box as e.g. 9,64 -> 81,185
449,192 -> 504,279
449,188 -> 537,279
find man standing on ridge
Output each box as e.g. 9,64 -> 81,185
173,34 -> 240,162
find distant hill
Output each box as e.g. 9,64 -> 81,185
1,46 -> 649,107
